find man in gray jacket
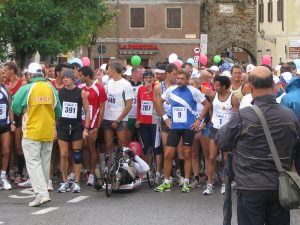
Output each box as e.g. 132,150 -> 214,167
215,66 -> 299,225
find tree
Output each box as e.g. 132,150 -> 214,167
0,0 -> 117,68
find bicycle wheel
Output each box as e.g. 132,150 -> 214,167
147,150 -> 156,187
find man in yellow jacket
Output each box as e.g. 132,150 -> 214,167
12,62 -> 61,207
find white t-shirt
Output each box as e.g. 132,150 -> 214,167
104,78 -> 133,121
239,93 -> 253,109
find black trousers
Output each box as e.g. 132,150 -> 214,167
237,190 -> 290,225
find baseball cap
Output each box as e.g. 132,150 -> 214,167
221,70 -> 232,78
27,63 -> 43,75
63,69 -> 75,81
246,64 -> 256,73
123,67 -> 132,76
210,65 -> 219,72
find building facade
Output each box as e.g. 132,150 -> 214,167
84,0 -> 201,68
257,0 -> 300,66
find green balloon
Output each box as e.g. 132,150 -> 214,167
131,55 -> 141,66
213,55 -> 221,64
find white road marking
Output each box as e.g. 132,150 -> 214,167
67,196 -> 89,203
0,222 -> 5,224
8,195 -> 34,199
9,188 -> 35,199
31,207 -> 59,215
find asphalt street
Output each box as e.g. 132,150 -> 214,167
0,182 -> 299,225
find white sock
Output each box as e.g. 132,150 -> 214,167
155,172 -> 161,176
1,170 -> 6,178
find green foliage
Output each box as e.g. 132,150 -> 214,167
0,0 -> 117,67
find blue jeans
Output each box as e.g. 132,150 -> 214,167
237,190 -> 290,225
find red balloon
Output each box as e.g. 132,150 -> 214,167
173,60 -> 183,69
128,141 -> 143,157
199,54 -> 208,66
261,55 -> 272,65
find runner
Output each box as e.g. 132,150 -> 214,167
0,70 -> 16,190
4,61 -> 26,184
57,69 -> 90,193
155,68 -> 209,193
103,61 -> 133,149
203,75 -> 239,195
78,66 -> 107,186
230,65 -> 250,101
135,69 -> 162,182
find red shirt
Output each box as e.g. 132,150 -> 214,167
78,81 -> 107,128
137,83 -> 156,124
5,79 -> 23,96
51,79 -> 64,91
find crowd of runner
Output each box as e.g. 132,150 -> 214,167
0,58 -> 299,195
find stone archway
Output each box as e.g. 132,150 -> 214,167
215,41 -> 257,65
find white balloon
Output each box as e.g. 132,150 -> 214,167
168,53 -> 178,63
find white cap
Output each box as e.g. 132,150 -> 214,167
221,70 -> 232,78
210,65 -> 219,72
246,64 -> 256,73
27,63 -> 43,75
273,75 -> 280,84
275,64 -> 282,71
280,72 -> 293,83
123,67 -> 132,76
100,64 -> 107,71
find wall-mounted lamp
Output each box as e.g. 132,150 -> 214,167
258,28 -> 276,44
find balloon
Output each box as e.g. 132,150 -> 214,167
187,58 -> 195,65
199,54 -> 208,66
81,57 -> 90,67
261,55 -> 272,65
72,58 -> 83,67
220,62 -> 232,72
173,60 -> 183,69
294,59 -> 300,69
213,55 -> 221,64
168,53 -> 178,63
131,55 -> 141,66
128,141 -> 143,157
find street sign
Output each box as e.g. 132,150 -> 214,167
97,45 -> 107,55
194,47 -> 200,54
289,40 -> 300,59
200,34 -> 208,55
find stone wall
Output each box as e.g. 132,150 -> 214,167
202,0 -> 257,63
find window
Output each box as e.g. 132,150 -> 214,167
130,8 -> 145,28
166,8 -> 181,29
259,1 -> 264,23
268,1 -> 273,22
277,0 -> 283,21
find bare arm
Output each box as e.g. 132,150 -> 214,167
7,87 -> 15,131
231,94 -> 240,112
82,91 -> 90,128
116,99 -> 132,123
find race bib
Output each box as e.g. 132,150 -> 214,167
141,100 -> 153,116
82,105 -> 93,120
172,107 -> 187,123
0,104 -> 7,120
62,102 -> 78,119
107,93 -> 117,106
215,113 -> 230,129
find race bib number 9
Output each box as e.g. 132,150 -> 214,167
62,102 -> 78,119
141,100 -> 153,116
0,104 -> 7,120
172,107 -> 187,123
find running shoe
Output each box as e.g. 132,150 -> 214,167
18,179 -> 32,188
67,173 -> 75,184
220,183 -> 226,195
57,182 -> 70,193
181,181 -> 191,193
47,180 -> 54,192
71,183 -> 81,193
203,184 -> 213,195
14,175 -> 23,184
154,181 -> 172,192
29,194 -> 50,207
86,174 -> 95,186
190,180 -> 201,188
155,175 -> 163,185
0,175 -> 12,190
178,176 -> 185,187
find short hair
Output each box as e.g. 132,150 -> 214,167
109,62 -> 123,74
143,69 -> 154,77
287,61 -> 296,71
280,63 -> 292,73
249,72 -> 273,89
182,62 -> 193,69
48,64 -> 55,68
69,63 -> 81,70
230,65 -> 242,74
4,61 -> 18,74
214,75 -> 231,89
55,63 -> 68,76
132,66 -> 143,74
189,77 -> 200,87
40,61 -> 48,68
78,66 -> 94,78
177,68 -> 190,80
165,63 -> 178,74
